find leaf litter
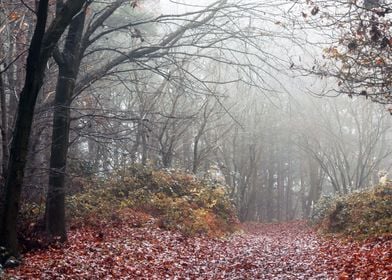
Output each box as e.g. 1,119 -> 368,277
6,217 -> 391,279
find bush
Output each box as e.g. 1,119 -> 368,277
309,195 -> 336,224
314,184 -> 392,238
65,166 -> 238,237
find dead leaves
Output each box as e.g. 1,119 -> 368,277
6,220 -> 392,279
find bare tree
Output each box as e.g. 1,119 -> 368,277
0,0 -> 87,257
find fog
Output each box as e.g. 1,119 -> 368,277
1,0 -> 391,235
63,0 -> 392,222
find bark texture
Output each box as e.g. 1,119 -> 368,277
0,0 -> 86,256
46,10 -> 86,240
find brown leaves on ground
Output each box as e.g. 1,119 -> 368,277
6,218 -> 392,279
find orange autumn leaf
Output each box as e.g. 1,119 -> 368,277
8,11 -> 20,21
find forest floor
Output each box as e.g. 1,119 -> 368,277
5,216 -> 392,279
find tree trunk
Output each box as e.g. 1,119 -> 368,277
277,159 -> 283,221
46,11 -> 85,241
286,158 -> 294,220
307,156 -> 323,215
46,69 -> 73,240
0,70 -> 8,218
0,0 -> 86,256
141,124 -> 148,165
266,165 -> 275,222
192,135 -> 200,174
0,0 -> 50,257
0,71 -> 8,179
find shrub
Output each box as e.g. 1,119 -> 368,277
64,166 -> 238,236
309,195 -> 336,224
314,184 -> 392,238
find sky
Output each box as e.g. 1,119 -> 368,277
159,0 -> 212,14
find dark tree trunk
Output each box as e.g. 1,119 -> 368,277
45,69 -> 73,240
0,71 -> 8,179
46,11 -> 85,241
192,136 -> 200,174
0,0 -> 50,257
141,129 -> 148,165
307,156 -> 323,216
266,166 -> 275,222
0,70 -> 8,219
162,149 -> 173,168
0,0 -> 86,256
276,159 -> 283,221
286,159 -> 293,220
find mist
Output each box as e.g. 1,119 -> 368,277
1,0 -> 391,278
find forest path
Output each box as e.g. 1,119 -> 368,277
6,220 -> 391,279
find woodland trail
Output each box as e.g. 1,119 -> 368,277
6,220 -> 392,279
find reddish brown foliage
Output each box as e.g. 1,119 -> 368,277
6,218 -> 391,279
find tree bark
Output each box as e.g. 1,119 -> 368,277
0,0 -> 86,256
0,0 -> 50,257
46,10 -> 86,241
0,71 -> 8,179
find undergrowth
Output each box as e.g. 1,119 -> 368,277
311,184 -> 392,239
69,166 -> 238,236
20,165 -> 238,243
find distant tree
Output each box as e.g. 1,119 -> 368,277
44,0 -> 294,236
296,97 -> 392,194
